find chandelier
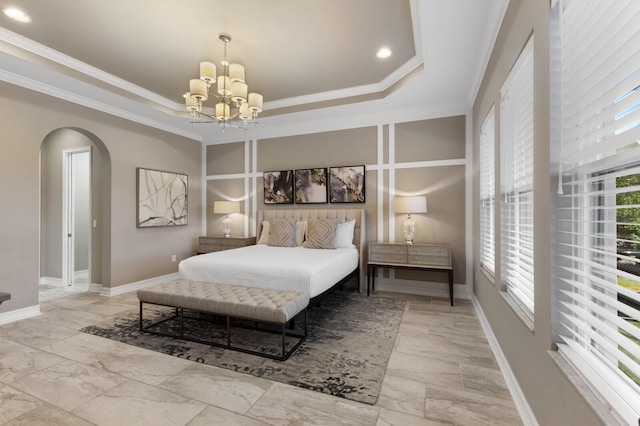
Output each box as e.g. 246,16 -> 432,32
184,33 -> 263,130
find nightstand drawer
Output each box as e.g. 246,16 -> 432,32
369,243 -> 407,263
408,245 -> 450,266
198,237 -> 256,254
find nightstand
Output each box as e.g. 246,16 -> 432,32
367,242 -> 454,305
198,236 -> 256,254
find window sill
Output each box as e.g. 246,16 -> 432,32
550,347 -> 630,425
500,291 -> 534,332
480,266 -> 496,286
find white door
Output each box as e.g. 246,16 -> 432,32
62,148 -> 91,287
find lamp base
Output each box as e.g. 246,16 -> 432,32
223,215 -> 232,238
403,214 -> 415,245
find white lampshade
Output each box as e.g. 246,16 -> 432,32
213,201 -> 240,215
217,76 -> 232,96
229,63 -> 245,83
199,61 -> 216,83
239,102 -> 252,120
215,103 -> 230,120
184,92 -> 199,112
189,78 -> 208,100
231,81 -> 248,103
248,93 -> 263,112
394,196 -> 427,214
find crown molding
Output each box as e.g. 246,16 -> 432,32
0,64 -> 203,141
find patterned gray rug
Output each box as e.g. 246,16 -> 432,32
80,291 -> 405,405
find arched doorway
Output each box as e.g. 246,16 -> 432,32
39,128 -> 111,299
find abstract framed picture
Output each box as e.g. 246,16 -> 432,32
295,168 -> 328,204
136,167 -> 188,227
329,165 -> 365,203
263,170 -> 294,204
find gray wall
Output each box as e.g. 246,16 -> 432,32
205,118 -> 467,291
472,0 -> 603,424
0,81 -> 203,313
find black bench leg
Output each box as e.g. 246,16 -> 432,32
139,301 -> 143,331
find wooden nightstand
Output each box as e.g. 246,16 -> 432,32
198,236 -> 256,254
367,242 -> 454,305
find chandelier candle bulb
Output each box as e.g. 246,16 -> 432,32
248,93 -> 263,112
229,64 -> 245,83
199,61 -> 216,83
189,79 -> 208,100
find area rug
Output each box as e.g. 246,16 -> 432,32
80,291 -> 405,405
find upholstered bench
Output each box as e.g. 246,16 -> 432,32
137,279 -> 309,361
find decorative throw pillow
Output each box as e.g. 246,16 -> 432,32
257,221 -> 270,245
304,218 -> 338,249
334,220 -> 356,248
268,217 -> 296,247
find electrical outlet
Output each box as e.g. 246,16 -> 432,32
171,255 -> 177,262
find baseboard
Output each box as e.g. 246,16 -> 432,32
0,305 -> 41,325
97,272 -> 180,296
472,295 -> 538,426
373,277 -> 471,300
39,276 -> 63,286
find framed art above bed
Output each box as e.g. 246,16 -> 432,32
329,165 -> 365,203
136,167 -> 188,227
264,170 -> 293,204
295,168 -> 328,204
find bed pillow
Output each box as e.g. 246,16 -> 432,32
334,220 -> 356,248
257,221 -> 270,245
295,221 -> 307,246
303,218 -> 338,249
268,217 -> 296,247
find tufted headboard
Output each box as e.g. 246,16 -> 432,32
257,208 -> 366,293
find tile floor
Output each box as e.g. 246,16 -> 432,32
0,286 -> 522,425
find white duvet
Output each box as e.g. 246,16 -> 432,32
178,245 -> 359,298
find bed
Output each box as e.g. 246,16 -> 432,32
178,208 -> 366,299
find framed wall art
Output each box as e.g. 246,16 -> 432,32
264,170 -> 294,204
329,165 -> 365,203
295,168 -> 328,204
136,167 -> 188,227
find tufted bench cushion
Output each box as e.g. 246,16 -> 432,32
137,279 -> 309,324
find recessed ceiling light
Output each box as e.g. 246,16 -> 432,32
376,47 -> 392,59
2,7 -> 31,23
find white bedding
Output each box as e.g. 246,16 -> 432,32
178,245 -> 359,298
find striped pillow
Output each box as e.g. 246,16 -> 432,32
303,218 -> 338,249
268,217 -> 296,247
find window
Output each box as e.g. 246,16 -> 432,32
500,36 -> 535,316
553,0 -> 640,422
480,106 -> 496,275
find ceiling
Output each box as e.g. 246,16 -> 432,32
0,0 -> 508,143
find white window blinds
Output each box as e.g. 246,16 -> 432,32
480,106 -> 496,275
554,0 -> 640,422
500,36 -> 535,315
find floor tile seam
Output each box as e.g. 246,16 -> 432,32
0,338 -> 71,372
154,371 -> 270,415
66,376 -> 210,422
2,395 -> 91,426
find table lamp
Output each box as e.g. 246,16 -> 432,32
394,196 -> 427,244
213,200 -> 240,237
